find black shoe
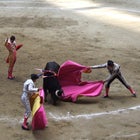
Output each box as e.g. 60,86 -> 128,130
132,93 -> 136,97
103,95 -> 109,98
22,125 -> 30,130
7,76 -> 15,80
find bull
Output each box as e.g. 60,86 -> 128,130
43,61 -> 63,105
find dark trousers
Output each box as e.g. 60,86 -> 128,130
105,71 -> 130,89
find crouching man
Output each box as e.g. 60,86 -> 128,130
90,60 -> 136,98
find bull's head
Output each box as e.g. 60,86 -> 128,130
55,89 -> 63,97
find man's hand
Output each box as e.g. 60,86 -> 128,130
83,67 -> 92,73
16,44 -> 23,50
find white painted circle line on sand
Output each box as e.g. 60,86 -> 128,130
49,105 -> 140,121
0,105 -> 140,124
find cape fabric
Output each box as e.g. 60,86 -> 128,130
58,60 -> 104,102
31,89 -> 48,130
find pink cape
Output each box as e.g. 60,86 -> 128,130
32,89 -> 48,130
58,60 -> 104,102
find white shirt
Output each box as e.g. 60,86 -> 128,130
91,62 -> 120,74
22,79 -> 38,98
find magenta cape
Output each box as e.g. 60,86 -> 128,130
58,60 -> 104,102
32,89 -> 48,130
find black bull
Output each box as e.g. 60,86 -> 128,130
43,61 -> 63,105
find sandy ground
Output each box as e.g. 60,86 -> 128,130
0,0 -> 140,139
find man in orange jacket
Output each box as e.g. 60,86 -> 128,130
5,35 -> 23,79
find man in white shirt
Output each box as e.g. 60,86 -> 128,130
21,74 -> 39,130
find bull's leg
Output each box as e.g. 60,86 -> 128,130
44,90 -> 47,102
44,93 -> 47,102
51,92 -> 57,105
43,79 -> 48,102
44,89 -> 48,102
